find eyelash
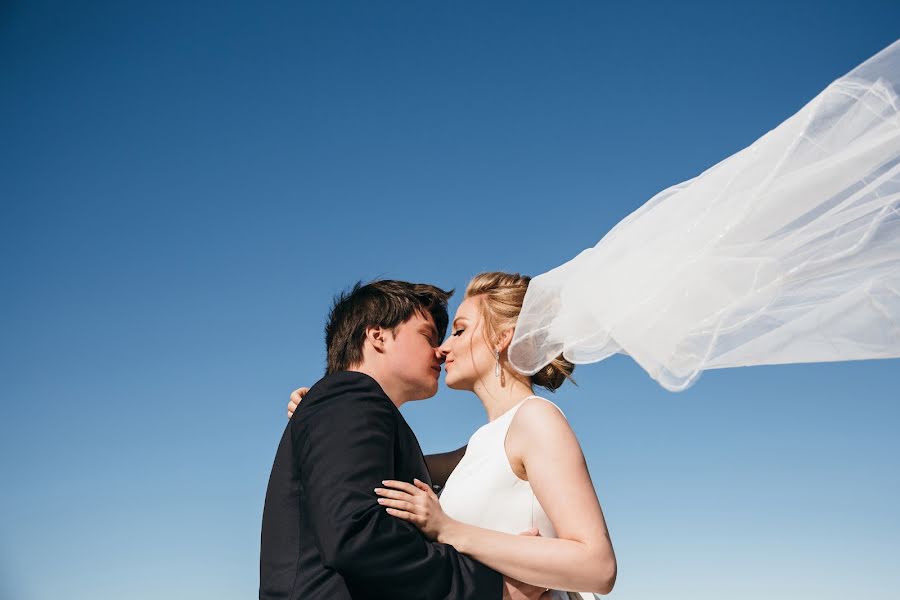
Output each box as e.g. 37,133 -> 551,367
453,329 -> 465,337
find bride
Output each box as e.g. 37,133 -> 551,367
288,272 -> 617,599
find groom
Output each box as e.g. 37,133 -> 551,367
260,280 -> 542,599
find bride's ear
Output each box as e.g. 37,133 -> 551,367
495,328 -> 514,354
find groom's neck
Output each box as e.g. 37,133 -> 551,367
348,365 -> 406,408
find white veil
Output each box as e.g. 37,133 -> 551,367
509,39 -> 900,392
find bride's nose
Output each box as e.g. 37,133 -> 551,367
438,337 -> 452,357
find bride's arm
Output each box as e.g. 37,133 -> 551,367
378,398 -> 616,593
289,387 -> 466,489
448,399 -> 615,592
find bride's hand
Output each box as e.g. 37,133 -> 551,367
375,478 -> 453,541
287,387 -> 309,419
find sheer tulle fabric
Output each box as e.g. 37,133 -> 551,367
509,39 -> 900,392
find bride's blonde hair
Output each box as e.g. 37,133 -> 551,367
464,272 -> 574,391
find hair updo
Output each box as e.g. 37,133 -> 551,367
464,271 -> 574,392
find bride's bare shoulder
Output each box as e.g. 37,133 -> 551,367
518,395 -> 568,423
507,396 -> 574,447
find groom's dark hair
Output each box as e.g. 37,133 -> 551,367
325,280 -> 453,374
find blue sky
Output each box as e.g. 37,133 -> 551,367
1,2 -> 898,599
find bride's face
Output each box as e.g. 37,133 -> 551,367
439,296 -> 496,391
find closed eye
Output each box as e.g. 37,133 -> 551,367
452,329 -> 465,337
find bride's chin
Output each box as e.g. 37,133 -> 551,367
443,375 -> 465,390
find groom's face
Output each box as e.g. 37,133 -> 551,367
382,310 -> 444,401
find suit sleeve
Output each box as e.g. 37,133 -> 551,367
295,394 -> 502,599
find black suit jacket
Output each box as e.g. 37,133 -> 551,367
259,371 -> 502,599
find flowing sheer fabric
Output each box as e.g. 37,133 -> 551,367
509,40 -> 900,392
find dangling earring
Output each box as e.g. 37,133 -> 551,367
494,349 -> 501,377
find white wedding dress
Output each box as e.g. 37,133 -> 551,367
439,396 -> 601,600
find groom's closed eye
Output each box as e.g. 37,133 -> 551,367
421,326 -> 440,346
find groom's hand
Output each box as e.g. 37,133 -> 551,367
502,529 -> 552,600
287,387 -> 309,418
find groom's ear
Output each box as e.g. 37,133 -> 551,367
365,326 -> 389,354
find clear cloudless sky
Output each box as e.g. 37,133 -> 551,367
2,2 -> 899,599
